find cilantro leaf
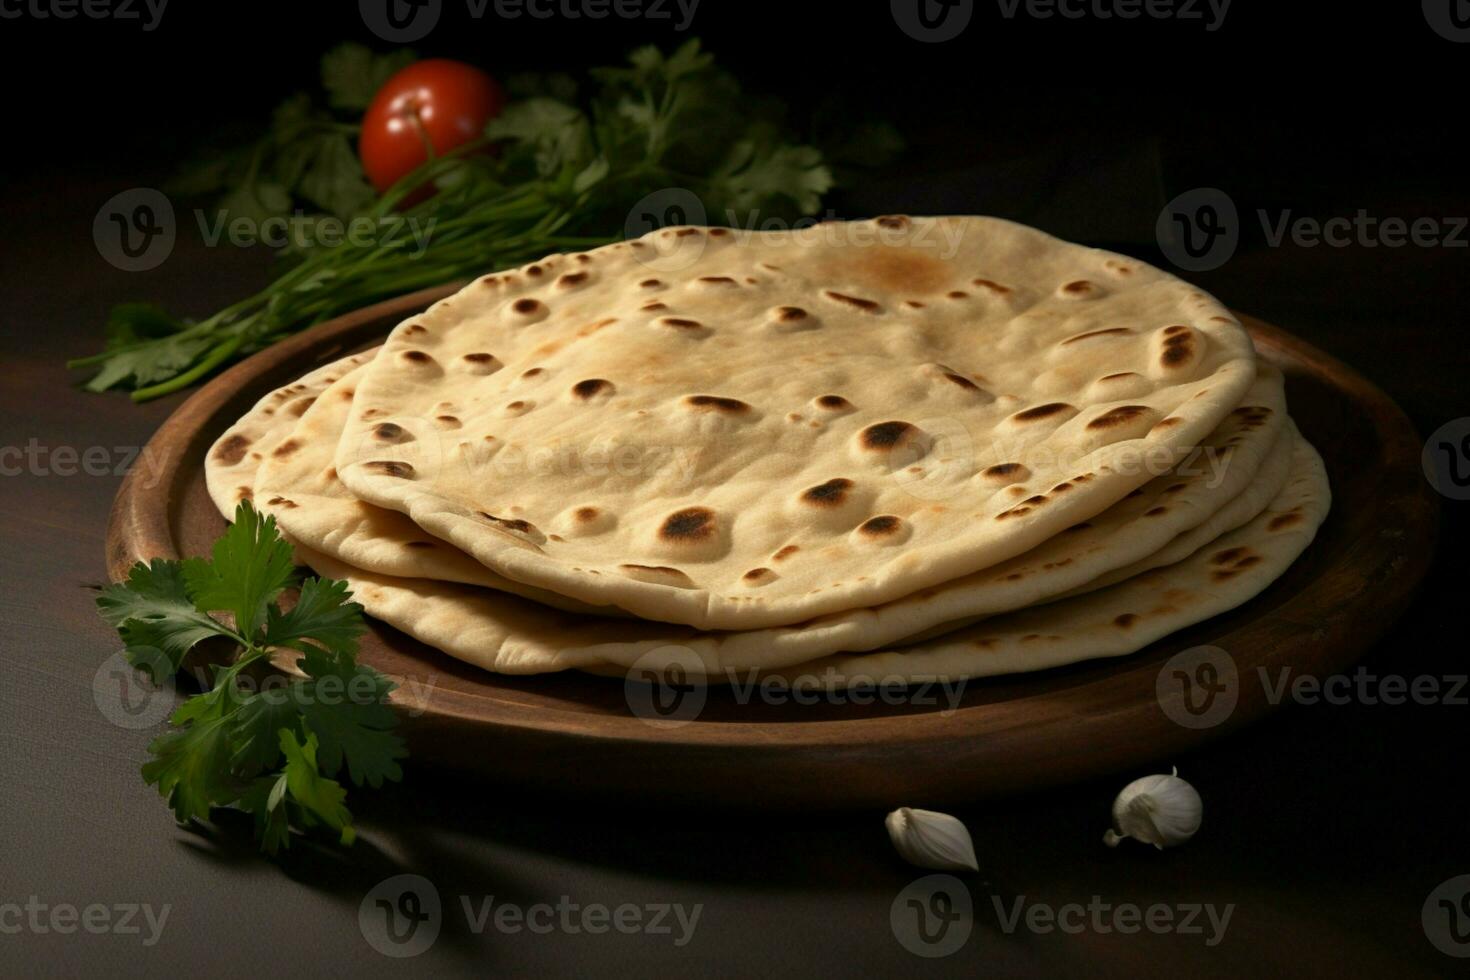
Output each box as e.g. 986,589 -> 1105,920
104,303 -> 189,348
216,179 -> 294,227
141,712 -> 240,824
262,576 -> 365,658
82,333 -> 216,394
485,98 -> 594,179
710,141 -> 833,216
296,648 -> 405,789
96,559 -> 231,677
279,730 -> 356,846
321,44 -> 416,111
238,775 -> 293,854
182,503 -> 297,639
229,689 -> 302,776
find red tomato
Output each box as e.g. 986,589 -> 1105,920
359,59 -> 505,197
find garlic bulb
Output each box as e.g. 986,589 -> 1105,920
1103,767 -> 1202,849
885,807 -> 979,872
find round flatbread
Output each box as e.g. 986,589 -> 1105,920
333,215 -> 1259,629
256,352 -> 1287,667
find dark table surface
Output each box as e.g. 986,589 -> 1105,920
2,165 -> 1467,978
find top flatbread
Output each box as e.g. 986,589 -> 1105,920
334,215 -> 1258,629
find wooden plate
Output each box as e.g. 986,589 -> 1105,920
106,286 -> 1437,808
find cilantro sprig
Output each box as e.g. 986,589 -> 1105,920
96,502 -> 405,853
72,40 -> 879,401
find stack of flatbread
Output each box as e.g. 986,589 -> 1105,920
205,216 -> 1329,689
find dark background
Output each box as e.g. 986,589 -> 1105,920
3,2 -> 1468,977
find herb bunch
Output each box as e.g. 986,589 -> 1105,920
97,502 -> 404,852
72,40 -> 837,401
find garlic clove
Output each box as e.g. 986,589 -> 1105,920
1103,766 -> 1202,850
885,807 -> 979,872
